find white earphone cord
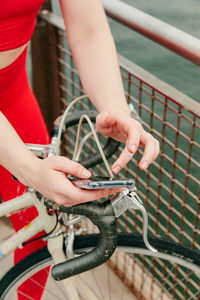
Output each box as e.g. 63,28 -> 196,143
56,95 -> 114,178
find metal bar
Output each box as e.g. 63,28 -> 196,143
39,10 -> 200,117
102,0 -> 200,66
40,10 -> 65,31
119,54 -> 200,117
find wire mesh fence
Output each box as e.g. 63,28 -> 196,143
38,14 -> 200,299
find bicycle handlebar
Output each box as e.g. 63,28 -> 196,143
51,200 -> 117,280
51,110 -> 120,169
42,110 -> 121,280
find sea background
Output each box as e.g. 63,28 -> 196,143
52,0 -> 200,102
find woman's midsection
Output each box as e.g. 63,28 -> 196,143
0,43 -> 28,70
0,44 -> 29,99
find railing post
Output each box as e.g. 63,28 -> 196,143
31,0 -> 60,130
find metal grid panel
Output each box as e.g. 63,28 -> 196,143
55,28 -> 199,248
53,26 -> 200,299
119,64 -> 200,250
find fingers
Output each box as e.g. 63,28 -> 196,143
96,112 -> 116,135
37,156 -> 123,207
51,174 -> 123,206
111,120 -> 142,174
96,112 -> 115,127
36,111 -> 160,206
112,146 -> 133,174
64,185 -> 123,205
112,129 -> 159,174
47,156 -> 91,178
126,122 -> 142,154
139,132 -> 160,170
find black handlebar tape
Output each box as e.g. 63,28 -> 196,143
51,110 -> 120,169
65,110 -> 98,127
79,137 -> 119,169
51,200 -> 117,281
50,110 -> 98,138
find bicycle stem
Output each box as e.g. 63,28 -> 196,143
25,142 -> 57,158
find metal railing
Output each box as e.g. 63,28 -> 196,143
102,0 -> 200,66
35,7 -> 200,300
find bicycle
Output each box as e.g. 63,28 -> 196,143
0,97 -> 199,300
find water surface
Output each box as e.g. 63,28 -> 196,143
108,0 -> 200,101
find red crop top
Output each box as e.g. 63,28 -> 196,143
0,0 -> 45,51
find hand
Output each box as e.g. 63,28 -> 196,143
27,156 -> 122,206
96,112 -> 160,173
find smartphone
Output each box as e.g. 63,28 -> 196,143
70,176 -> 135,190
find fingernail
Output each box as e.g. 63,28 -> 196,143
82,169 -> 91,177
130,144 -> 136,153
141,161 -> 148,169
113,166 -> 121,174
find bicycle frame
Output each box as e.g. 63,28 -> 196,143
0,107 -> 118,299
0,107 -> 157,299
0,191 -> 59,259
0,191 -> 99,300
0,184 -> 156,300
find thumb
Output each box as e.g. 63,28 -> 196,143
96,112 -> 115,131
48,156 -> 91,178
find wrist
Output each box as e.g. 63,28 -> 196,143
100,104 -> 131,117
14,154 -> 41,188
90,93 -> 130,116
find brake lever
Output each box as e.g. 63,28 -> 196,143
111,187 -> 157,253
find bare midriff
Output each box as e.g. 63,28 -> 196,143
0,43 -> 28,70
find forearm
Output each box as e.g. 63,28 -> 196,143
0,112 -> 120,204
0,112 -> 39,185
60,0 -> 130,115
71,32 -> 130,115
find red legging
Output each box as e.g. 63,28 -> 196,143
0,47 -> 49,299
